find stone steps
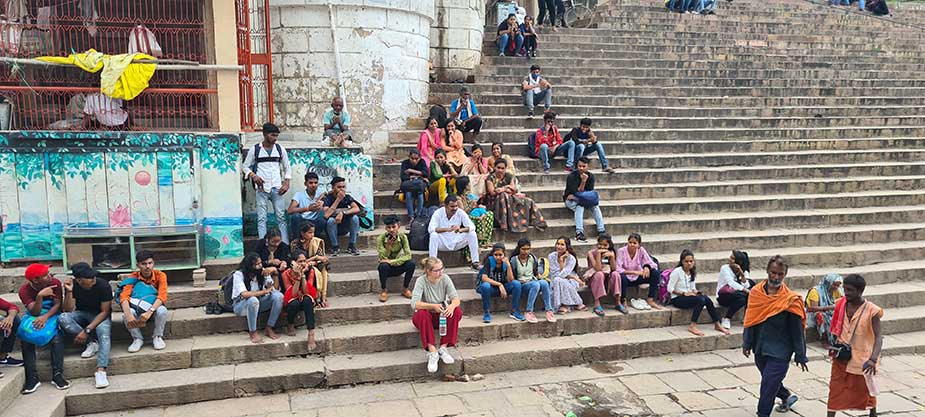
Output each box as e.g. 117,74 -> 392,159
420,114 -> 925,129
1,376 -> 66,417
477,67 -> 925,79
389,126 -> 925,141
468,75 -> 925,89
57,302 -> 925,415
481,56 -> 925,71
467,104 -> 925,117
431,83 -> 925,97
430,92 -> 925,107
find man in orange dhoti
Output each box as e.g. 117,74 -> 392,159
827,274 -> 883,417
742,255 -> 808,417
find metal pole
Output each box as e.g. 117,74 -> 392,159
328,3 -> 346,107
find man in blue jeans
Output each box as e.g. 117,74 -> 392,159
743,255 -> 808,417
287,172 -> 328,241
243,123 -> 292,243
565,118 -> 615,174
563,157 -> 606,243
59,262 -> 112,389
476,244 -> 525,323
535,111 -> 576,174
323,176 -> 362,256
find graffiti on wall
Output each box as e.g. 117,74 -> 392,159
0,131 -> 244,262
242,146 -> 374,236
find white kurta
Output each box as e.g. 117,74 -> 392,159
428,207 -> 479,262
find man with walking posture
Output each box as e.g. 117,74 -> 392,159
243,123 -> 292,243
826,274 -> 883,417
742,255 -> 807,417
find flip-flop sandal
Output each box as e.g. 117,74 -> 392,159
576,305 -> 589,311
593,306 -> 605,317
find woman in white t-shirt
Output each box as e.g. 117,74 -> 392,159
667,250 -> 729,337
716,250 -> 756,330
231,253 -> 285,344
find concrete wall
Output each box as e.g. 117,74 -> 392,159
431,0 -> 485,83
268,0 -> 435,154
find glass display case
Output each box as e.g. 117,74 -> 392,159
62,225 -> 202,273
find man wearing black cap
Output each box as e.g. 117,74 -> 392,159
243,123 -> 292,243
60,262 -> 112,389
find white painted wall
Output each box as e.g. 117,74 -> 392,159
269,0 -> 435,154
430,0 -> 485,82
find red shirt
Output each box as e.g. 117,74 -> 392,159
0,297 -> 18,313
534,124 -> 563,156
18,278 -> 62,309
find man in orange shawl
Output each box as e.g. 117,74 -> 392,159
742,255 -> 808,417
827,274 -> 883,417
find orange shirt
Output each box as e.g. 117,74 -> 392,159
120,269 -> 169,304
837,301 -> 883,375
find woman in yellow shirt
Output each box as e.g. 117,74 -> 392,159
806,273 -> 843,349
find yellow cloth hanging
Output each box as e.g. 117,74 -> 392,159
36,48 -> 157,100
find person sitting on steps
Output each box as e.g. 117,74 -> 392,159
255,228 -> 290,277
449,87 -> 482,139
378,215 -> 416,302
0,291 -> 23,374
549,236 -> 586,314
806,273 -> 844,350
322,97 -> 353,147
411,257 -> 461,373
564,157 -> 606,243
288,172 -> 328,242
231,253 -> 284,344
521,15 -> 539,58
522,64 -> 552,118
716,250 -> 756,330
399,149 -> 429,226
511,238 -> 556,323
18,264 -> 68,394
290,223 -> 331,308
496,14 -> 524,56
282,251 -> 318,351
564,118 -> 615,174
476,243 -> 525,323
322,176 -> 362,256
121,251 -> 169,353
668,249 -> 730,337
428,149 -> 469,206
428,195 -> 481,271
442,121 -> 468,173
616,233 -> 663,311
59,263 -> 112,389
488,142 -> 516,175
536,111 -> 575,174
585,235 -> 623,316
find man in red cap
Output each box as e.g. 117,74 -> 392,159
18,263 -> 69,394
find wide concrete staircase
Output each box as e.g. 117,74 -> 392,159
6,0 -> 925,415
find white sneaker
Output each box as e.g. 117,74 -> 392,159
426,351 -> 439,373
152,336 -> 166,350
630,299 -> 645,311
128,338 -> 143,353
642,300 -> 652,310
81,342 -> 99,358
437,347 -> 455,365
94,371 -> 109,389
722,318 -> 732,330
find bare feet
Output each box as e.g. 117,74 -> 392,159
714,322 -> 731,335
266,327 -> 280,340
307,329 -> 317,351
286,325 -> 296,337
646,298 -> 663,310
688,323 -> 705,336
249,331 -> 263,344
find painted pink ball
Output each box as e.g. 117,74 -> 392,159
135,171 -> 152,186
222,235 -> 230,245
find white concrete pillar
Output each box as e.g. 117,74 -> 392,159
431,0 -> 485,83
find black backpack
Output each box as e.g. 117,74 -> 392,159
214,272 -> 238,313
409,206 -> 439,251
247,143 -> 283,185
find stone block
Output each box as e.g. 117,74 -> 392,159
273,28 -> 310,53
641,394 -> 686,415
672,391 -> 729,412
290,381 -> 416,410
162,394 -> 292,417
65,365 -> 236,415
233,358 -> 326,395
40,338 -> 192,380
657,371 -> 713,392
413,395 -> 467,417
279,5 -> 330,28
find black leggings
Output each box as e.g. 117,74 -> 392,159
287,298 -> 315,329
378,261 -> 416,290
620,270 -> 659,302
524,36 -> 537,53
538,0 -> 557,26
718,291 -> 749,319
671,294 -> 720,324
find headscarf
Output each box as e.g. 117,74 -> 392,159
806,273 -> 843,343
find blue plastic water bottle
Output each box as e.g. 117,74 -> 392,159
439,315 -> 447,336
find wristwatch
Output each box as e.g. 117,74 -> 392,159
83,327 -> 91,334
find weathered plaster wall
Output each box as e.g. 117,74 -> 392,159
269,0 -> 434,154
431,0 -> 485,82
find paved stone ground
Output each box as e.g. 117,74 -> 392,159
87,345 -> 925,417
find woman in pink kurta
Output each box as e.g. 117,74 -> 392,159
584,234 -> 622,316
615,233 -> 663,311
442,121 -> 467,172
418,117 -> 444,166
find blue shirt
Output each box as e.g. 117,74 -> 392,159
450,98 -> 479,121
323,109 -> 351,133
292,190 -> 324,221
